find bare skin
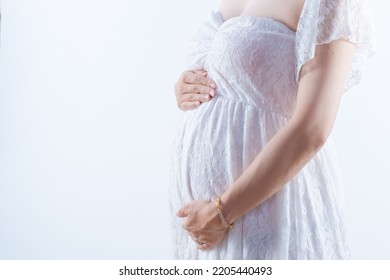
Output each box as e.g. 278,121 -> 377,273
175,0 -> 357,250
174,0 -> 305,111
219,0 -> 304,32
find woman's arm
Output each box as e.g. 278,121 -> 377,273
220,39 -> 356,223
177,39 -> 357,249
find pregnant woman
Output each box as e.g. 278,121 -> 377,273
170,0 -> 375,259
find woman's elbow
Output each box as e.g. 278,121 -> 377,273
291,105 -> 336,153
304,124 -> 331,153
290,116 -> 332,153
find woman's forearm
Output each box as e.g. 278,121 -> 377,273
220,117 -> 328,224
176,40 -> 356,251
221,40 -> 355,225
220,40 -> 356,225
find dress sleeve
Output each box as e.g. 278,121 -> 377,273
295,0 -> 377,91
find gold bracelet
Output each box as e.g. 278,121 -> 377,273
215,196 -> 233,229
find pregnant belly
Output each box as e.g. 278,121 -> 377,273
172,95 -> 283,201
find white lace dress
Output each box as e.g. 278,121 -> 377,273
169,0 -> 375,259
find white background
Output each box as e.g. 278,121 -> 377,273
0,0 -> 388,259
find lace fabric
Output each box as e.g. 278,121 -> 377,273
170,0 -> 375,259
296,0 -> 377,90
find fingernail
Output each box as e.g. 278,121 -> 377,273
203,95 -> 209,101
194,101 -> 200,106
211,83 -> 216,89
209,90 -> 215,97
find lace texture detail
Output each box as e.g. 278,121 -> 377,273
296,0 -> 377,90
170,0 -> 375,259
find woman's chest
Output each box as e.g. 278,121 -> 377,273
207,17 -> 297,86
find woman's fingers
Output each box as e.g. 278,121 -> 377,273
188,228 -> 228,250
176,77 -> 216,97
178,101 -> 201,111
181,215 -> 196,233
176,204 -> 190,218
174,69 -> 217,111
191,233 -> 211,250
197,242 -> 215,250
177,200 -> 228,250
195,239 -> 217,250
182,70 -> 216,89
192,69 -> 208,76
176,87 -> 213,111
177,92 -> 210,104
184,83 -> 215,96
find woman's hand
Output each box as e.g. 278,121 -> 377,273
176,200 -> 229,250
174,70 -> 216,111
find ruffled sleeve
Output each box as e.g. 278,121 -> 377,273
295,0 -> 377,91
185,11 -> 222,70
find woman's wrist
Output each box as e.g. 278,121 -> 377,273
200,200 -> 231,232
219,189 -> 243,226
215,196 -> 234,229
